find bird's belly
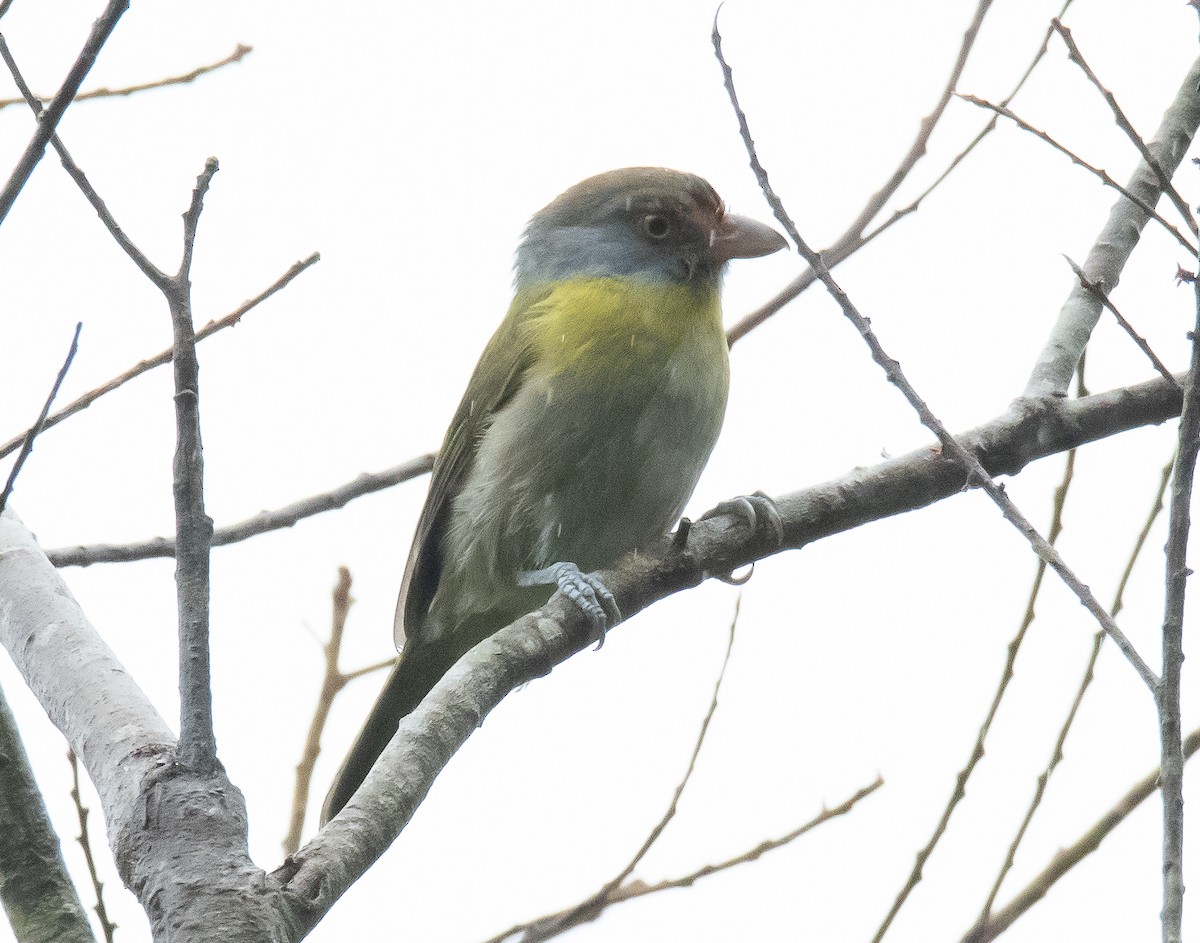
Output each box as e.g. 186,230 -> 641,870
462,329 -> 728,581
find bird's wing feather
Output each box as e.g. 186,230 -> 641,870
394,291 -> 547,648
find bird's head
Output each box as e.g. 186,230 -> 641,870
515,167 -> 787,291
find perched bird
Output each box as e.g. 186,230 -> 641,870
322,167 -> 786,822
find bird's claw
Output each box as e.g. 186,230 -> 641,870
693,492 -> 781,586
525,561 -> 621,649
715,562 -> 755,586
699,490 -> 784,547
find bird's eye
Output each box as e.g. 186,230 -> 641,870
643,214 -> 670,240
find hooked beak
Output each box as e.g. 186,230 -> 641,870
710,213 -> 788,262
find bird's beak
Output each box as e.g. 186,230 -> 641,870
711,213 -> 788,262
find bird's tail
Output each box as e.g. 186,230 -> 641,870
320,641 -> 459,825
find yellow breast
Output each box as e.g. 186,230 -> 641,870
521,276 -> 727,383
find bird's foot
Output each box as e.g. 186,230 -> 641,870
696,491 -> 784,585
517,561 -> 621,649
699,491 -> 784,545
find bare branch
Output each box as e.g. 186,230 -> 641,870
2,361 -> 1189,936
171,158 -> 219,774
0,322 -> 81,513
0,34 -> 167,284
957,93 -> 1197,255
0,253 -> 321,462
1051,19 -> 1198,239
0,43 -> 253,110
1155,279 -> 1200,940
483,776 -> 883,943
493,597 -> 744,942
978,451 -> 1172,921
341,658 -> 396,684
727,2 -> 1084,345
1022,52 -> 1200,397
714,22 -> 1158,693
726,0 -> 994,343
961,727 -> 1200,943
0,686 -> 95,943
0,0 -> 128,226
47,453 -> 434,567
860,1 -> 1077,250
879,366 -> 1085,939
68,750 -> 116,943
283,567 -> 389,857
0,509 -> 177,850
1063,256 -> 1177,385
280,370 -> 1185,913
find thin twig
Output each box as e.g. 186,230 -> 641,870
976,454 -> 1173,924
833,0 -> 994,250
0,43 -> 252,110
880,364 -> 1084,939
961,727 -> 1200,943
1023,52 -> 1200,398
1063,256 -> 1178,385
1155,277 -> 1200,941
0,0 -> 128,226
284,567 -> 392,856
47,453 -> 434,567
0,33 -> 166,284
958,93 -> 1197,256
0,323 -> 81,514
67,750 -> 116,943
342,658 -> 397,684
0,253 -> 320,462
714,21 -> 1158,698
602,593 -> 741,890
1052,19 -> 1198,239
172,158 -> 219,774
499,595 -> 744,942
482,777 -> 884,943
859,1 -> 1076,252
726,0 -> 994,344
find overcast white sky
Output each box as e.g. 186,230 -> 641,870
2,1 -> 1199,940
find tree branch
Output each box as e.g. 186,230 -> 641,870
44,363 -> 1180,569
0,253 -> 320,463
0,34 -> 166,285
0,508 -> 176,865
0,43 -> 252,111
978,454 -> 1172,922
1023,52 -> 1200,397
278,370 -> 1185,918
47,453 -> 433,567
1063,256 -> 1177,385
169,159 -> 219,774
961,726 -> 1200,942
726,0 -> 994,343
715,21 -> 1157,689
1051,19 -> 1198,240
0,367 -> 1188,936
0,684 -> 96,943
1154,278 -> 1200,942
0,323 -> 81,514
67,750 -> 117,943
499,599 -> 744,942
0,0 -> 128,226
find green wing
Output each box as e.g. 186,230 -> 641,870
393,292 -> 545,649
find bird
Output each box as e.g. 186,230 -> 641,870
322,167 -> 786,823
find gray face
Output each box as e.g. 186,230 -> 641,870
515,168 -> 729,290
